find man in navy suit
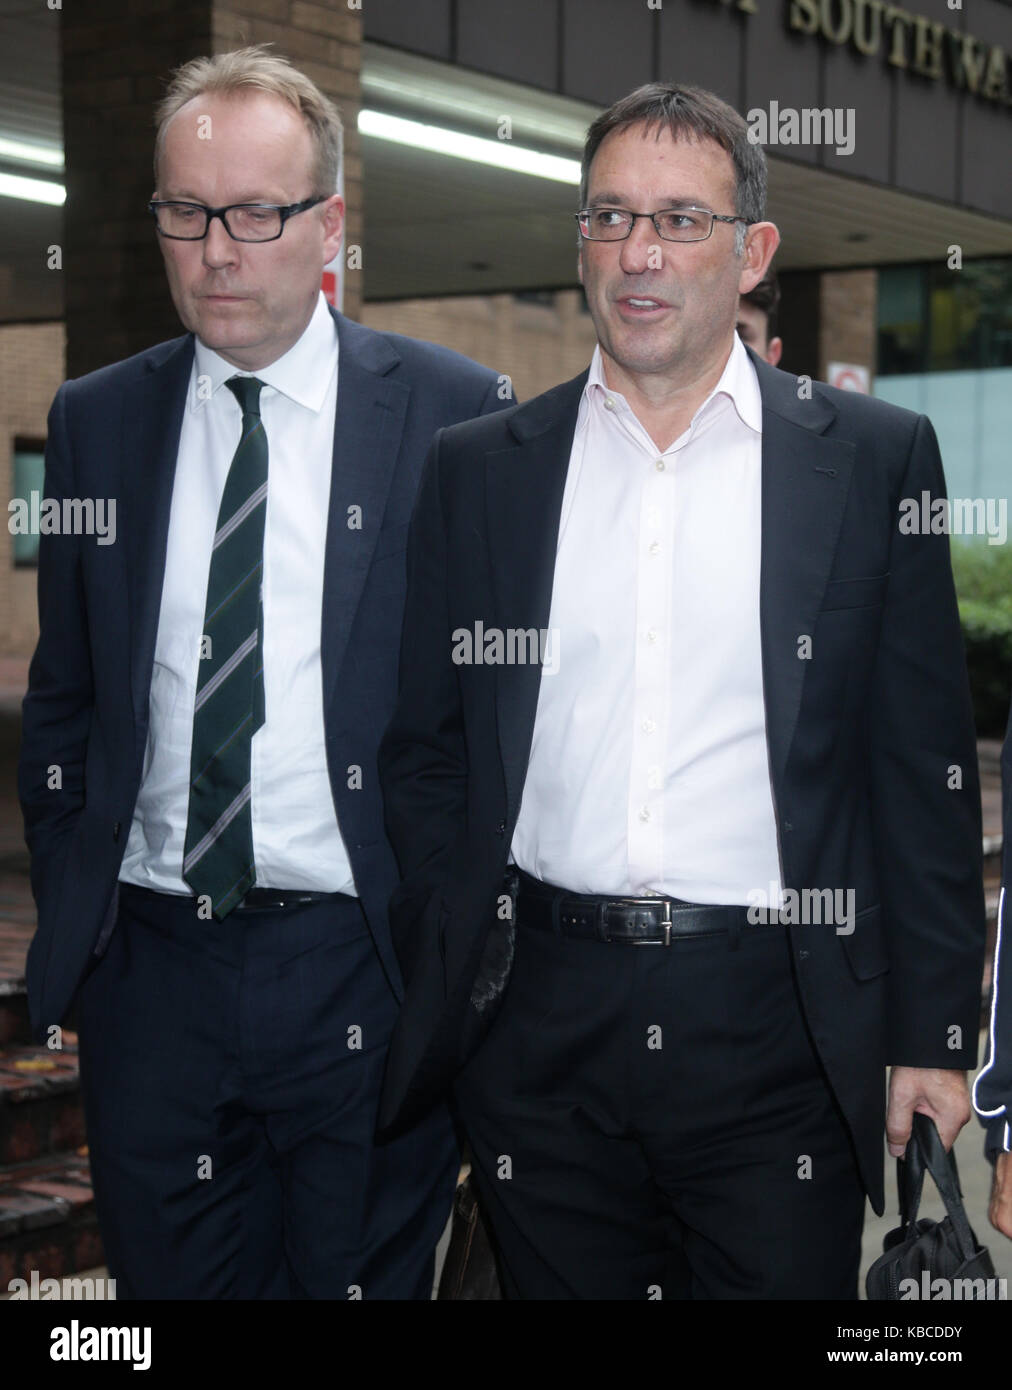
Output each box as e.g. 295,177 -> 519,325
18,46 -> 509,1299
377,82 -> 986,1298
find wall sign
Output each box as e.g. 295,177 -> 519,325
705,0 -> 1011,108
789,0 -> 1011,108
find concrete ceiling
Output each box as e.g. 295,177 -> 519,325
1,11 -> 1010,321
359,45 -> 1012,298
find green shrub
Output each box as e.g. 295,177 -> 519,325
951,542 -> 1012,738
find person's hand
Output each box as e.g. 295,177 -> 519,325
886,1066 -> 970,1157
989,1152 -> 1012,1239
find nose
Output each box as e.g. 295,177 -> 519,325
202,213 -> 239,270
619,214 -> 663,275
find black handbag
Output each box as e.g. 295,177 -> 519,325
437,1170 -> 504,1300
865,1112 -> 997,1300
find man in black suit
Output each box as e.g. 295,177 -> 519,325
377,83 -> 986,1298
18,46 -> 510,1298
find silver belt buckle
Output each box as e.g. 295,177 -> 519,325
624,896 -> 672,945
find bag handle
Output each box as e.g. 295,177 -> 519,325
897,1127 -> 928,1225
897,1112 -> 978,1263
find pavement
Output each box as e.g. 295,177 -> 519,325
1,655 -> 1009,1297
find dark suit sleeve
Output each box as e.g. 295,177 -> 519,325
867,412 -> 985,1069
974,698 -> 1012,1153
18,384 -> 94,909
378,430 -> 467,913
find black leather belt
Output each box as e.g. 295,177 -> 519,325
119,883 -> 351,914
516,869 -> 779,945
233,888 -> 351,913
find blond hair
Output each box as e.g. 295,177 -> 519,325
154,45 -> 343,194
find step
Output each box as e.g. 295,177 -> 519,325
0,1034 -> 84,1165
0,984 -> 31,1047
0,1150 -> 102,1290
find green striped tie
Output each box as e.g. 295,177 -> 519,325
183,375 -> 268,918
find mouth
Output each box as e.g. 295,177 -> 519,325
200,294 -> 248,304
615,295 -> 672,317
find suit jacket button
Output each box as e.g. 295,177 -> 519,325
112,821 -> 121,842
496,821 -> 506,835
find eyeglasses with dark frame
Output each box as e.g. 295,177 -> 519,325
575,206 -> 754,243
148,196 -> 328,243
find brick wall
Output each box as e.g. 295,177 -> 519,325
362,290 -> 598,402
60,4 -> 213,377
819,270 -> 878,385
0,324 -> 65,658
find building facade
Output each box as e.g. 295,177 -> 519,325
0,0 -> 1009,654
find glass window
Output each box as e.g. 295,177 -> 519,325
877,266 -> 928,375
878,258 -> 1012,376
929,260 -> 1012,372
12,440 -> 46,568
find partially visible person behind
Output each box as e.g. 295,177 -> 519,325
737,269 -> 782,366
975,693 -> 1012,1238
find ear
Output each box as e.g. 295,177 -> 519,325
577,242 -> 584,287
737,221 -> 780,296
767,336 -> 783,368
322,194 -> 345,265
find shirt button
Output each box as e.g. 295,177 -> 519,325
648,541 -> 661,556
646,629 -> 658,643
605,397 -> 616,410
655,459 -> 665,471
641,719 -> 656,734
639,806 -> 651,822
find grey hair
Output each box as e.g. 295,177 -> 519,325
153,44 -> 343,195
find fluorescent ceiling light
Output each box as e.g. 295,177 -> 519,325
359,109 -> 580,185
0,171 -> 65,205
361,50 -> 592,152
0,135 -> 64,169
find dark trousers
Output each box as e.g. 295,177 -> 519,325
454,912 -> 866,1300
77,884 -> 457,1299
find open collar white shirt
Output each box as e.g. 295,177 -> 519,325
511,331 -> 784,905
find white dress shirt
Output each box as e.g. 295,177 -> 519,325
120,291 -> 356,895
511,331 -> 784,906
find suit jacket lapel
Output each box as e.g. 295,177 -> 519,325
124,336 -> 194,769
321,311 -> 410,716
750,351 -> 855,795
486,372 -> 587,825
